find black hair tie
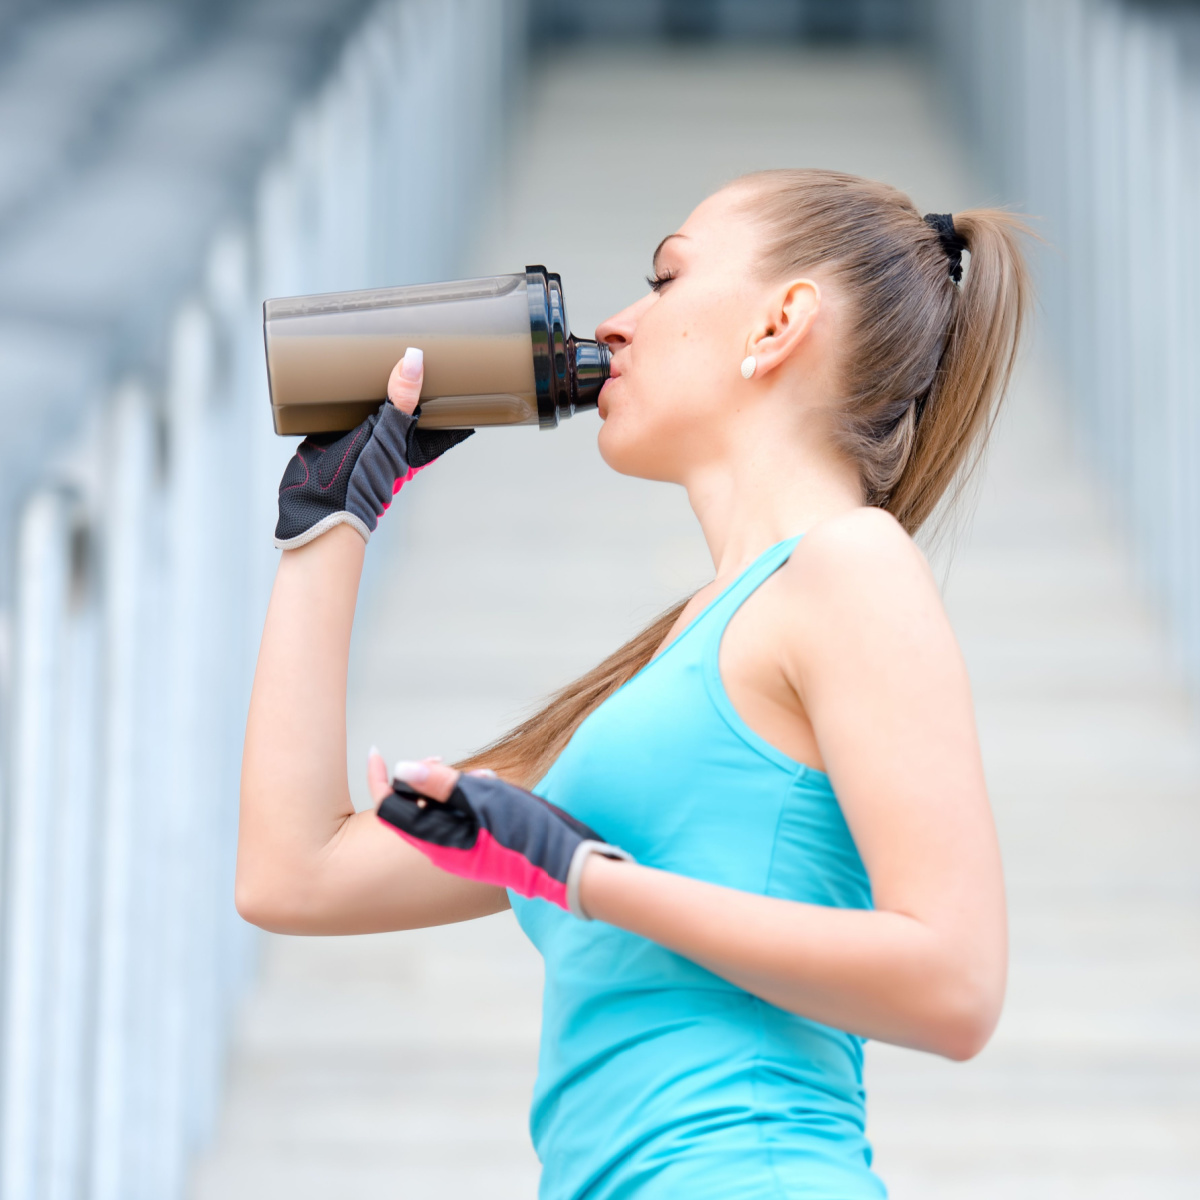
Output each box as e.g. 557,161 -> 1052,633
923,213 -> 968,283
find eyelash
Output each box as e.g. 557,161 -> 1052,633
646,269 -> 676,292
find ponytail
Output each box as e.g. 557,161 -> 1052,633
455,598 -> 689,787
887,209 -> 1032,533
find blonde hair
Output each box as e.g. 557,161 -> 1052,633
458,168 -> 1031,786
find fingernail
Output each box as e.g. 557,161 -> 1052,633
470,768 -> 497,778
399,346 -> 423,380
392,759 -> 430,784
368,745 -> 382,761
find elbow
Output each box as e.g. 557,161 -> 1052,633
234,834 -> 275,929
234,871 -> 283,932
234,872 -> 274,930
234,795 -> 323,933
928,975 -> 1005,1062
235,862 -> 311,934
935,1011 -> 996,1062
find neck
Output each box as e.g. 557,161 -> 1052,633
683,412 -> 864,578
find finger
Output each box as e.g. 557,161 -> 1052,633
392,758 -> 460,802
387,346 -> 424,414
467,768 -> 497,778
366,746 -> 392,804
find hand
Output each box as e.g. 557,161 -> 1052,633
367,751 -> 632,919
274,347 -> 473,549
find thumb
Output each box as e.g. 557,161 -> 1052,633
387,346 -> 424,414
366,746 -> 393,805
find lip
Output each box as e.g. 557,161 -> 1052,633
598,356 -> 622,419
598,376 -> 614,419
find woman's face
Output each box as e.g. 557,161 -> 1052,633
594,187 -> 769,483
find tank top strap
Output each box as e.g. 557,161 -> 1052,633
699,534 -> 803,645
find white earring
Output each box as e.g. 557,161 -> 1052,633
740,355 -> 757,380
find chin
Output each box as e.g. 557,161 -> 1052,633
597,413 -> 680,482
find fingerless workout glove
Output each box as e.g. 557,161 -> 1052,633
377,773 -> 633,920
274,402 -> 472,549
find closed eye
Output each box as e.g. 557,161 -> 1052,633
646,270 -> 676,292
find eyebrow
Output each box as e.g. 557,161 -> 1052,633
652,233 -> 688,272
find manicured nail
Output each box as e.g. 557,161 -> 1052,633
399,346 -> 423,380
469,768 -> 497,778
368,744 -> 382,761
392,759 -> 430,784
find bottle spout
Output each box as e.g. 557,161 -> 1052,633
567,336 -> 610,415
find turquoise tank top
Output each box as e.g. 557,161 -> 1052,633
509,536 -> 887,1200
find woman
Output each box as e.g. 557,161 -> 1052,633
239,168 -> 1029,1199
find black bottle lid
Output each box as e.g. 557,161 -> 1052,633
526,265 -> 611,428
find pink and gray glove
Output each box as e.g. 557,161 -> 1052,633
376,770 -> 633,920
274,348 -> 472,549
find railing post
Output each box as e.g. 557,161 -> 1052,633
90,383 -> 157,1200
201,225 -> 261,1146
44,503 -> 101,1200
1,489 -> 72,1200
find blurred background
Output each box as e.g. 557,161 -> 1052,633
0,1 -> 1196,1198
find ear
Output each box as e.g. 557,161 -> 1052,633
745,279 -> 821,378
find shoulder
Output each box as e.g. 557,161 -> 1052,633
786,507 -> 932,598
776,507 -> 949,655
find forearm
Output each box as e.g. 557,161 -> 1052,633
579,856 -> 1002,1060
238,526 -> 365,910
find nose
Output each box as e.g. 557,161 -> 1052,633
595,293 -> 651,349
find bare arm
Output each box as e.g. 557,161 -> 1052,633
577,510 -> 1005,1060
578,860 -> 992,1061
236,358 -> 507,934
377,509 -> 1005,1058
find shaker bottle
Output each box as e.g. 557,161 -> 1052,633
263,265 -> 610,434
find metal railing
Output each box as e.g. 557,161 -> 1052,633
930,0 -> 1200,694
0,2 -> 522,1197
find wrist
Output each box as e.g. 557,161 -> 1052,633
572,845 -> 632,922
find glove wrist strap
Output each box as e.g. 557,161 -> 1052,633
274,510 -> 372,551
566,839 -> 634,921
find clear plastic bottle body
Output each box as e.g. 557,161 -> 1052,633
264,267 -> 610,435
265,273 -> 538,434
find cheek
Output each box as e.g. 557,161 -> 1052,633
596,286 -> 741,478
643,303 -> 726,394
